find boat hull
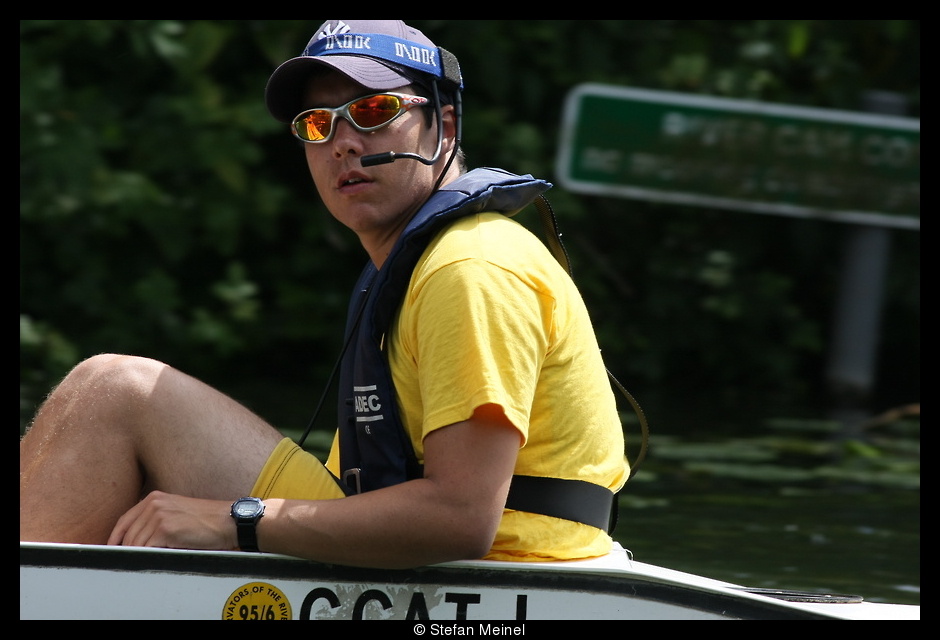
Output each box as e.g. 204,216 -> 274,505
20,542 -> 918,620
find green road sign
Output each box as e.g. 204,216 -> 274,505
556,84 -> 920,230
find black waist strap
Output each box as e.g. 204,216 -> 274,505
504,475 -> 617,533
336,469 -> 619,533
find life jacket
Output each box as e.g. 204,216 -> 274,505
336,167 -> 617,532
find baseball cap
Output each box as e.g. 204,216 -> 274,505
265,20 -> 459,124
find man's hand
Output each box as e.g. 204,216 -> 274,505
107,490 -> 237,550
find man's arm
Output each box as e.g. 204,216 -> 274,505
109,403 -> 521,568
260,403 -> 520,568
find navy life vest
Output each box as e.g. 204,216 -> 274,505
336,168 -> 617,532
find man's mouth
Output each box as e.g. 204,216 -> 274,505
337,171 -> 371,189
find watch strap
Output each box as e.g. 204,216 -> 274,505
236,519 -> 260,552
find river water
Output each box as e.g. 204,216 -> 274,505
611,416 -> 920,606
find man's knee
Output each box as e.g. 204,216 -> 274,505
27,354 -> 170,439
63,354 -> 169,401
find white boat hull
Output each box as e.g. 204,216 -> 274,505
20,541 -> 918,620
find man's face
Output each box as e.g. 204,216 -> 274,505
300,69 -> 451,258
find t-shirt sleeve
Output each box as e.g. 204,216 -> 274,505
400,257 -> 556,445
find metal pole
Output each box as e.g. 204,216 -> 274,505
825,91 -> 906,431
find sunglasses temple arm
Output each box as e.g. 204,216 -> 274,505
361,82 -> 445,168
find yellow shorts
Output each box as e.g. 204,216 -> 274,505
249,437 -> 347,500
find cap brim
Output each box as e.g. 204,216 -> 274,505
265,55 -> 414,123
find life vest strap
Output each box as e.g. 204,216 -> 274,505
505,474 -> 617,534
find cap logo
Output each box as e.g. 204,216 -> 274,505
316,20 -> 351,40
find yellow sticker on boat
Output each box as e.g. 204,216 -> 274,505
222,582 -> 292,620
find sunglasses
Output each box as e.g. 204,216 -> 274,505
291,92 -> 430,143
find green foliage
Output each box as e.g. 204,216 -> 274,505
20,20 -> 919,434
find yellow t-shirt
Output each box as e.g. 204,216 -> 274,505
329,212 -> 628,561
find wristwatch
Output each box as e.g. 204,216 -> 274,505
230,497 -> 265,552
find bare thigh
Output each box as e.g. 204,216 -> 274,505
23,353 -> 285,500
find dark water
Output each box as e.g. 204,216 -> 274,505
612,417 -> 920,606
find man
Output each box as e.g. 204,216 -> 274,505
20,20 -> 629,569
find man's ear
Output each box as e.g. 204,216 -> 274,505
440,104 -> 458,151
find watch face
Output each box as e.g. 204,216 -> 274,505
234,499 -> 262,518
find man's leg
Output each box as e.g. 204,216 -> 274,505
20,353 -> 285,544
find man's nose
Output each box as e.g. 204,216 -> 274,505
330,117 -> 364,157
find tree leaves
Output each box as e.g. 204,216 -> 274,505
20,20 -> 920,432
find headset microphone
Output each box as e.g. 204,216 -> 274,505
360,152 -> 396,167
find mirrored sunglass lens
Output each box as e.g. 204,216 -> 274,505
349,95 -> 403,128
296,111 -> 332,141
